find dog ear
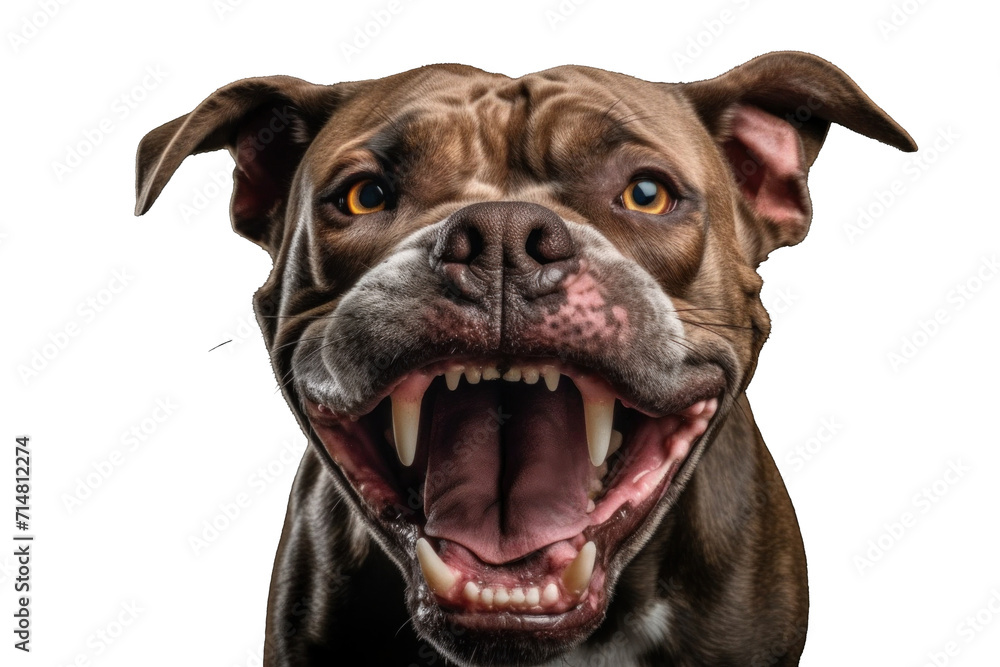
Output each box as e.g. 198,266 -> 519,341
135,76 -> 350,254
681,51 -> 917,262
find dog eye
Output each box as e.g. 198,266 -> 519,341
621,178 -> 673,215
340,178 -> 389,215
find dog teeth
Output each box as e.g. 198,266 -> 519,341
583,396 -> 615,466
542,582 -> 559,605
390,392 -> 421,467
430,572 -> 589,610
608,429 -> 623,457
542,366 -> 560,391
436,363 -> 563,390
424,564 -> 571,611
561,541 -> 596,597
445,368 -> 463,391
502,367 -> 522,382
416,538 -> 456,595
456,582 -> 556,610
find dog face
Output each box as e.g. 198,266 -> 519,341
136,53 -> 914,665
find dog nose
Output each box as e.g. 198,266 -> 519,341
432,202 -> 577,300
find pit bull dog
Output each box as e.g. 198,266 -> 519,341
135,51 -> 915,666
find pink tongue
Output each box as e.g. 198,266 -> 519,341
423,380 -> 592,564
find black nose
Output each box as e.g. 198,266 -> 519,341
432,202 -> 578,301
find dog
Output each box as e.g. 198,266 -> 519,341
135,51 -> 914,666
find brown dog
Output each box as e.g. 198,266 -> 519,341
135,52 -> 914,666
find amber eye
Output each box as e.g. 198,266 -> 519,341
621,178 -> 673,214
341,179 -> 388,215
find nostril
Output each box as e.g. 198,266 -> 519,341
524,226 -> 572,264
466,227 -> 484,264
442,226 -> 484,264
523,222 -> 575,265
524,227 -> 548,265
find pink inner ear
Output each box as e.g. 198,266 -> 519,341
232,127 -> 281,224
722,104 -> 809,229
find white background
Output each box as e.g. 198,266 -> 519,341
2,0 -> 998,665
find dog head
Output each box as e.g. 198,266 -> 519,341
136,52 -> 914,665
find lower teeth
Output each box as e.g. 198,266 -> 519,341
417,540 -> 597,609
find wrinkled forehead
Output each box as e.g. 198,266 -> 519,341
306,64 -> 711,190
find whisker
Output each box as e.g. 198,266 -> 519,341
671,307 -> 741,314
678,318 -> 754,331
271,331 -> 359,394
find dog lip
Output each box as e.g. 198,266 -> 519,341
442,604 -> 598,629
303,399 -> 345,425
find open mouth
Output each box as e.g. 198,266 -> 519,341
304,358 -> 718,626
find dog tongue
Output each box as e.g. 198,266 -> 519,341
422,380 -> 592,564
